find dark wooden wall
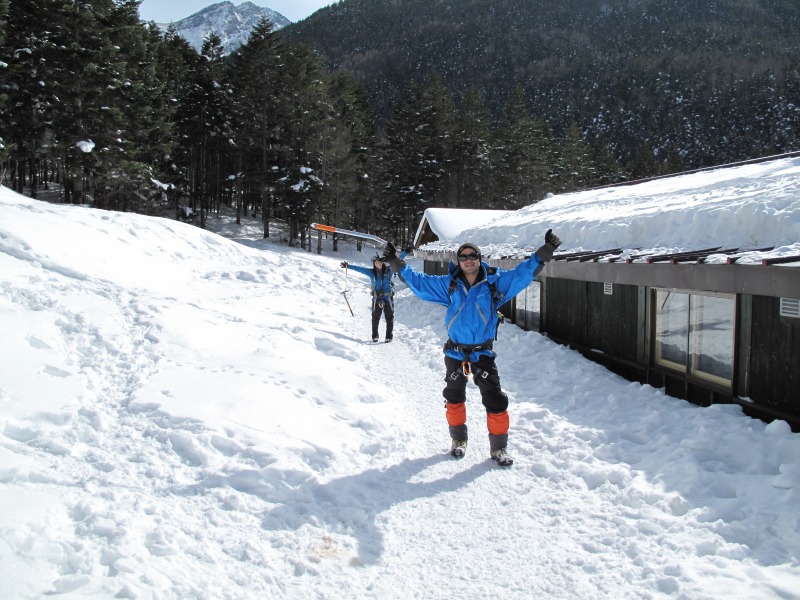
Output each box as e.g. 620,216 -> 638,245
545,278 -> 588,346
747,295 -> 800,417
585,282 -> 641,364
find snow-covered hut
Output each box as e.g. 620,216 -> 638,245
412,208 -> 511,248
412,154 -> 800,428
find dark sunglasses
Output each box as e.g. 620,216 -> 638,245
458,252 -> 480,262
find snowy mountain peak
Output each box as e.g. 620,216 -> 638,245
161,1 -> 290,53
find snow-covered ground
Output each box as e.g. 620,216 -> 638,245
1,159 -> 799,599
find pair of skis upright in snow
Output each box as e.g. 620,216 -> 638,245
310,223 -> 389,250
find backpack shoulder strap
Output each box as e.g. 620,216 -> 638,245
448,276 -> 458,297
485,268 -> 506,340
485,267 -> 503,306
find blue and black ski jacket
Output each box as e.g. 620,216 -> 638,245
349,264 -> 395,306
397,255 -> 544,361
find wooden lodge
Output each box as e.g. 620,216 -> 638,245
414,239 -> 800,431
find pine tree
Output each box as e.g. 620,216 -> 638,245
495,83 -> 556,209
92,0 -> 174,213
452,86 -> 494,207
229,17 -> 284,235
276,44 -> 326,247
157,25 -> 202,217
0,0 -> 9,177
1,0 -> 181,210
380,82 -> 426,243
556,122 -> 595,193
186,32 -> 235,228
48,0 -> 126,205
417,73 -> 458,209
628,145 -> 658,181
318,71 -> 376,244
590,141 -> 628,187
1,0 -> 66,196
379,74 -> 458,244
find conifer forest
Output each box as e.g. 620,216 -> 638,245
2,0 -> 799,247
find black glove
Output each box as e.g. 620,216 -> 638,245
382,242 -> 397,259
545,229 -> 561,248
382,242 -> 406,272
340,261 -> 348,268
534,229 -> 562,262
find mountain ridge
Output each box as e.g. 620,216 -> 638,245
154,1 -> 290,53
278,0 -> 800,167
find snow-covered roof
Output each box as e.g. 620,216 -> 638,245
418,155 -> 800,265
413,208 -> 512,246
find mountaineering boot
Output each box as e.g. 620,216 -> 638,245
450,439 -> 468,458
490,447 -> 513,467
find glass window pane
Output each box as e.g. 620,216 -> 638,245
528,281 -> 541,330
689,295 -> 734,383
516,281 -> 541,330
655,290 -> 688,367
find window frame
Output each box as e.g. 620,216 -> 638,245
652,287 -> 736,390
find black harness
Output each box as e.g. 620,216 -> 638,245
372,268 -> 394,308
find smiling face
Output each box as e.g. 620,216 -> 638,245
457,251 -> 481,281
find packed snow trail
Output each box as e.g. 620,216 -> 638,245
1,193 -> 798,599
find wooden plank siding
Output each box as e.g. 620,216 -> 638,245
585,282 -> 641,364
543,278 -> 648,384
545,278 -> 589,347
542,278 -> 642,361
746,295 -> 800,421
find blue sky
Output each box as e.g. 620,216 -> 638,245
138,0 -> 335,23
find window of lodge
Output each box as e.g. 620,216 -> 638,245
516,280 -> 541,331
653,289 -> 735,388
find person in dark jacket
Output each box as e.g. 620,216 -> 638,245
381,230 -> 561,466
340,254 -> 397,343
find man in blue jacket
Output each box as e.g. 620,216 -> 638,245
340,254 -> 397,343
382,230 -> 561,466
